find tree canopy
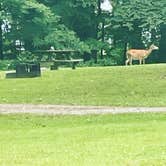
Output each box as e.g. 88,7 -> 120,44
0,0 -> 165,63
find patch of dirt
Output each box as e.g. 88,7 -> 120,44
160,75 -> 166,79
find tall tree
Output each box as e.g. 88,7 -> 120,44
37,0 -> 107,62
110,0 -> 166,63
0,20 -> 3,59
0,2 -> 4,59
159,24 -> 166,62
0,0 -> 86,59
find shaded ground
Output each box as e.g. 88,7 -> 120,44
0,104 -> 166,115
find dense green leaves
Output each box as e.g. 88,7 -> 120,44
0,0 -> 88,59
0,0 -> 166,63
110,0 -> 166,62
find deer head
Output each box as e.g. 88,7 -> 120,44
149,44 -> 159,51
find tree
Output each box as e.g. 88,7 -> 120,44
110,0 -> 166,63
37,0 -> 111,62
159,24 -> 166,62
2,0 -> 58,50
0,20 -> 3,59
0,0 -> 86,60
38,0 -> 99,40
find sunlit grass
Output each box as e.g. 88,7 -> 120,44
0,64 -> 165,106
0,113 -> 166,165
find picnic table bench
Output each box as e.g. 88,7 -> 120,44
6,62 -> 41,78
50,59 -> 83,70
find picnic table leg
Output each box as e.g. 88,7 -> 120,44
50,62 -> 58,70
54,63 -> 59,70
72,62 -> 77,69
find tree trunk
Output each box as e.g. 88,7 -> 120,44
158,24 -> 166,63
93,0 -> 102,63
123,41 -> 128,65
130,23 -> 144,49
0,2 -> 3,60
24,39 -> 34,52
0,20 -> 3,60
100,20 -> 105,59
92,50 -> 97,63
96,0 -> 101,39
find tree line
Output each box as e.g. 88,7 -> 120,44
0,0 -> 166,65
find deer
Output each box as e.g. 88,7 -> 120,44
125,44 -> 159,65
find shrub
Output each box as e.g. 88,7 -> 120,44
110,47 -> 124,65
0,60 -> 18,71
78,58 -> 116,67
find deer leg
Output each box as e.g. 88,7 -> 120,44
129,58 -> 132,65
143,59 -> 145,64
139,59 -> 142,65
125,59 -> 130,65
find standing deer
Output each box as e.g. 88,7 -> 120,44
125,44 -> 159,65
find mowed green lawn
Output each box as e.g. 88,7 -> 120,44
0,64 -> 165,106
0,113 -> 166,165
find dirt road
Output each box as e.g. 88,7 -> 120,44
0,104 -> 166,115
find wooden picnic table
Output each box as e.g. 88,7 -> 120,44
51,59 -> 83,70
6,62 -> 41,78
35,49 -> 83,70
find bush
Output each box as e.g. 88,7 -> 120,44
0,60 -> 18,71
110,47 -> 124,65
17,51 -> 38,62
97,58 -> 117,66
78,58 -> 116,67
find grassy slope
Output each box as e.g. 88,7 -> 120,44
0,64 -> 165,106
0,113 -> 166,165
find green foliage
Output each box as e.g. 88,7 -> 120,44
46,0 -> 99,40
0,60 -> 9,70
84,38 -> 112,58
17,51 -> 38,63
78,58 -> 115,67
1,0 -> 57,51
111,0 -> 166,31
1,0 -> 111,62
1,0 -> 166,63
1,0 -> 90,58
20,1 -> 56,40
110,0 -> 166,62
36,25 -> 90,53
0,60 -> 17,70
110,47 -> 124,65
85,38 -> 105,51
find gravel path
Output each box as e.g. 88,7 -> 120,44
0,104 -> 166,115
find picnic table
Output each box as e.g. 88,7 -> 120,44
50,59 -> 83,70
16,63 -> 41,77
35,49 -> 83,70
6,62 -> 41,78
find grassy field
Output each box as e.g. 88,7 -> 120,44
0,64 -> 165,106
0,113 -> 166,165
